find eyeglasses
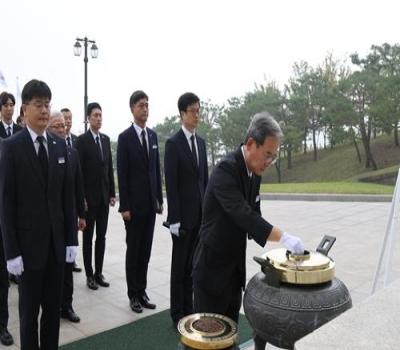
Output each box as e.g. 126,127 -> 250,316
26,100 -> 51,110
49,124 -> 66,129
186,108 -> 201,115
264,153 -> 278,165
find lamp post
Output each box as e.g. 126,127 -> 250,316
73,37 -> 98,132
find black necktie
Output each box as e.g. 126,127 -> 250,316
95,136 -> 103,160
141,130 -> 149,162
66,136 -> 72,147
6,126 -> 11,137
36,136 -> 48,183
190,135 -> 198,167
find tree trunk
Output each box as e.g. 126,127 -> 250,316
312,128 -> 318,161
359,116 -> 378,170
394,121 -> 399,146
350,127 -> 362,163
287,145 -> 293,170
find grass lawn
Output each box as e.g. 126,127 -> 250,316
260,182 -> 394,194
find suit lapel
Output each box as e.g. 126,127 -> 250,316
235,147 -> 251,201
100,134 -> 107,162
177,129 -> 198,171
147,128 -> 154,166
0,122 -> 6,138
197,137 -> 204,173
86,131 -> 103,162
22,128 -> 46,188
130,125 -> 148,165
47,132 -> 58,188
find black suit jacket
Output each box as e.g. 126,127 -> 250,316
66,133 -> 78,148
75,130 -> 115,208
0,128 -> 76,269
66,147 -> 85,221
117,125 -> 163,216
164,129 -> 208,229
0,121 -> 22,138
192,147 -> 273,295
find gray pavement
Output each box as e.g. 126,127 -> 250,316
0,199 -> 393,349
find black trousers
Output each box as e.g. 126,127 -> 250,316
83,203 -> 109,277
19,246 -> 64,350
125,212 -> 155,299
170,224 -> 199,323
61,262 -> 74,311
0,235 -> 9,329
193,273 -> 242,324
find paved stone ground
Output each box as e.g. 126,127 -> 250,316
1,199 -> 393,349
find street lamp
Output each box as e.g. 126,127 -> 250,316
73,37 -> 98,132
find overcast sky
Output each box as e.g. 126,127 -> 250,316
1,0 -> 400,139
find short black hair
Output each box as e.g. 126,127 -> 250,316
61,108 -> 71,113
21,79 -> 51,104
87,102 -> 102,116
0,92 -> 16,107
178,92 -> 200,115
129,90 -> 148,108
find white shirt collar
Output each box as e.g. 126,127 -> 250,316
27,125 -> 47,143
133,122 -> 146,136
2,119 -> 13,127
89,128 -> 100,140
181,125 -> 196,140
241,145 -> 252,178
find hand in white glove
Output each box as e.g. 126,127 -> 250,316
170,223 -> 180,237
7,256 -> 24,276
66,246 -> 78,263
280,232 -> 304,255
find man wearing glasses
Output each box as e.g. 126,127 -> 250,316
47,111 -> 86,324
0,79 -> 77,349
192,112 -> 304,324
164,92 -> 208,328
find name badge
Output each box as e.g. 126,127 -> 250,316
152,145 -> 158,149
255,195 -> 260,203
58,157 -> 65,164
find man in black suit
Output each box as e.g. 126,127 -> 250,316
62,107 -> 82,273
164,92 -> 208,327
117,90 -> 163,313
0,79 -> 77,349
47,111 -> 86,323
76,102 -> 116,290
192,112 -> 304,323
0,91 -> 22,346
62,108 -> 78,148
0,92 -> 22,138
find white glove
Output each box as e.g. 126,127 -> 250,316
7,256 -> 24,276
66,246 -> 78,263
170,223 -> 180,237
280,232 -> 304,255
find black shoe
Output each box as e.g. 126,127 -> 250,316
95,274 -> 110,287
61,309 -> 80,323
130,297 -> 143,313
72,263 -> 82,273
139,292 -> 156,309
0,327 -> 13,346
86,276 -> 99,290
9,273 -> 19,285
